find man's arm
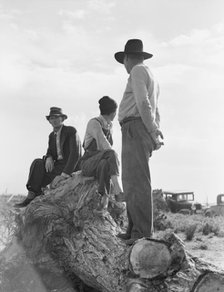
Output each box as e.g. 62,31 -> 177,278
87,119 -> 112,150
62,127 -> 82,175
131,66 -> 163,148
44,133 -> 54,172
131,66 -> 158,132
45,133 -> 53,158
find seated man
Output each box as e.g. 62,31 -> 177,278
15,107 -> 82,208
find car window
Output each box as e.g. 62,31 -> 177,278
187,194 -> 194,201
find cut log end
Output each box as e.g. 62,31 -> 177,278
129,238 -> 171,279
194,272 -> 224,292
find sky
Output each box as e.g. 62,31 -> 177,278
0,0 -> 224,204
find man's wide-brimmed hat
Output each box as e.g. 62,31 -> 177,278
114,39 -> 153,64
46,107 -> 67,120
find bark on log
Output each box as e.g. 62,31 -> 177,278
0,171 -> 224,292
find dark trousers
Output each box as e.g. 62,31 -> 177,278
121,119 -> 155,238
81,149 -> 119,196
26,158 -> 65,196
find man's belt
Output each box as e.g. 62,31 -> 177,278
119,116 -> 141,126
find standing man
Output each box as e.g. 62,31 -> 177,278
15,107 -> 82,208
114,39 -> 164,244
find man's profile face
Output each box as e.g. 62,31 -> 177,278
49,115 -> 64,128
123,55 -> 130,73
109,110 -> 117,121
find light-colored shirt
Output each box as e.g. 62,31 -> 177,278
54,125 -> 63,160
83,115 -> 112,151
118,63 -> 160,135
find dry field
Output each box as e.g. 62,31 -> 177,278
154,212 -> 224,270
0,195 -> 21,251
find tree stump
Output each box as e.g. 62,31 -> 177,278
0,171 -> 224,292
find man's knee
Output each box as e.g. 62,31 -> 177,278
107,149 -> 116,156
33,158 -> 44,164
97,159 -> 108,170
96,159 -> 110,179
30,158 -> 45,170
106,149 -> 118,162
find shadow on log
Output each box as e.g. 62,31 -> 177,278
0,171 -> 224,292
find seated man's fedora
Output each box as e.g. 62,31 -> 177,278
114,39 -> 153,64
46,107 -> 68,120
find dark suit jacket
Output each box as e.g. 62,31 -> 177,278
46,125 -> 82,175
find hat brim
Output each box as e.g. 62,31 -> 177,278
114,51 -> 153,64
46,114 -> 67,121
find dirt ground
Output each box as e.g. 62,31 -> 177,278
182,233 -> 224,270
154,225 -> 224,271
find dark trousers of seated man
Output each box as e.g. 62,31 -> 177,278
26,158 -> 65,199
81,149 -> 119,196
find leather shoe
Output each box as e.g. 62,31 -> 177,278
14,197 -> 33,208
117,233 -> 131,240
115,192 -> 126,202
93,194 -> 109,216
123,237 -> 142,245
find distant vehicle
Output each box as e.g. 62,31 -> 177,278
162,191 -> 202,214
205,194 -> 224,217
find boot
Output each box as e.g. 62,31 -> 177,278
117,219 -> 133,240
94,193 -> 109,216
117,224 -> 132,240
123,237 -> 142,245
117,232 -> 131,240
14,191 -> 36,208
115,192 -> 126,202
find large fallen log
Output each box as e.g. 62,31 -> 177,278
1,171 -> 224,292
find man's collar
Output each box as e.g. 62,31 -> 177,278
130,62 -> 144,73
54,124 -> 64,134
99,115 -> 112,129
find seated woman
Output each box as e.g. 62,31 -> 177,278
81,96 -> 124,214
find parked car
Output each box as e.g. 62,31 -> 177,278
162,190 -> 202,214
204,194 -> 224,217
